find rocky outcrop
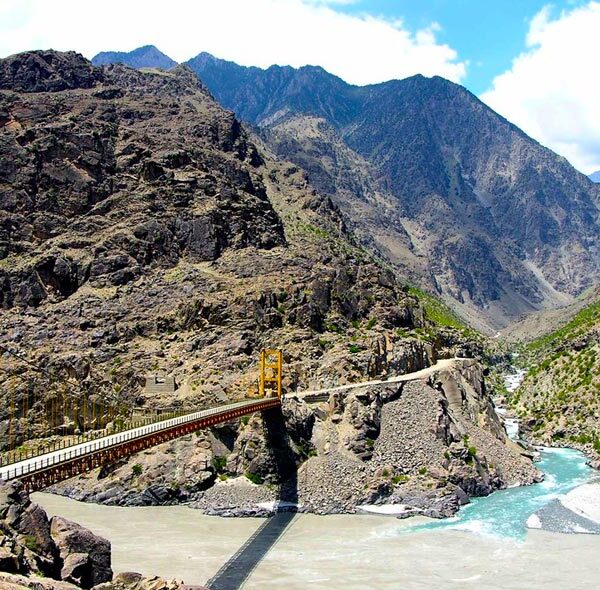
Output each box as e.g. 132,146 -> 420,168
284,359 -> 540,516
0,571 -> 183,590
0,572 -> 82,589
95,572 -> 183,590
0,481 -> 111,588
0,51 -> 103,93
0,481 -> 186,589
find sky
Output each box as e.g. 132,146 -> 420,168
0,0 -> 599,174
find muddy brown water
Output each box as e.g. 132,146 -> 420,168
35,493 -> 600,589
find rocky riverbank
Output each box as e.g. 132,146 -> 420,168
50,359 -> 541,519
528,480 -> 600,535
0,481 -> 183,590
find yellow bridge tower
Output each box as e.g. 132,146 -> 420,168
258,349 -> 283,399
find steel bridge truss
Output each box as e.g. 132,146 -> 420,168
1,397 -> 281,493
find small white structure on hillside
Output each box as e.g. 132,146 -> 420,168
145,375 -> 176,394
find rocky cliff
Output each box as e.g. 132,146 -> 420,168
0,480 -> 111,589
187,52 -> 600,331
0,49 -> 536,518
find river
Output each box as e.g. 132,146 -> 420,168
35,448 -> 600,589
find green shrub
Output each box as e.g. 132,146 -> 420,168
366,317 -> 377,330
392,474 -> 409,484
418,467 -> 428,476
132,464 -> 143,477
212,456 -> 227,473
23,535 -> 40,553
245,472 -> 264,485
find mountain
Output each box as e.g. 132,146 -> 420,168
187,53 -> 600,332
91,45 -> 177,69
511,289 -> 600,455
590,170 -> 600,183
0,50 -> 536,515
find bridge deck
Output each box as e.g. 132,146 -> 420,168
0,397 -> 280,489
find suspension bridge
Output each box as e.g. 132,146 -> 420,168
0,349 -> 284,493
1,340 -> 463,496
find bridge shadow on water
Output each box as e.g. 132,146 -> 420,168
206,407 -> 298,590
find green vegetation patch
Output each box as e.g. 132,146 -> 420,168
245,472 -> 264,485
528,299 -> 600,353
407,286 -> 472,332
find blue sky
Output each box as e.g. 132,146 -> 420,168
0,0 -> 598,173
337,0 -> 589,94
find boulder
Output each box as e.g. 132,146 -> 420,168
50,516 -> 112,589
95,572 -> 183,590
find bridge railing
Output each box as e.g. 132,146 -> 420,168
0,398 -> 278,482
0,405 -> 216,468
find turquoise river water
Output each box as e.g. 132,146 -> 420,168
410,447 -> 595,540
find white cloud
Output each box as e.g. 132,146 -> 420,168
481,2 -> 600,174
0,0 -> 466,85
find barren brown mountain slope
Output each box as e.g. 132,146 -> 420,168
0,51 -> 536,516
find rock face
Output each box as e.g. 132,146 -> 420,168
0,51 -> 284,310
186,52 -> 600,331
0,481 -> 111,588
283,359 -> 540,516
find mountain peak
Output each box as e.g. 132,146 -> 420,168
92,45 -> 177,70
590,170 -> 600,183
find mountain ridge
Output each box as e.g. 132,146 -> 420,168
185,52 -> 599,331
54,47 -> 600,331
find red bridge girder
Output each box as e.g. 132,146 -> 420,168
17,397 -> 281,493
